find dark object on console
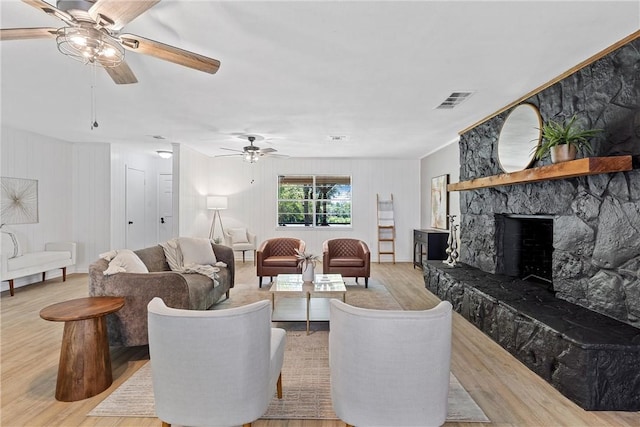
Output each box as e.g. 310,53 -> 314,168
256,238 -> 306,287
322,238 -> 370,288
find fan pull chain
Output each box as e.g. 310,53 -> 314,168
90,63 -> 99,130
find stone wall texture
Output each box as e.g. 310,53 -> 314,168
458,37 -> 640,327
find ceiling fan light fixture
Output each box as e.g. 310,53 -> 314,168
156,150 -> 173,159
56,26 -> 124,67
244,151 -> 259,163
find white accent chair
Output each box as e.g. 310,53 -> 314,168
224,227 -> 257,265
147,298 -> 286,427
329,299 -> 453,427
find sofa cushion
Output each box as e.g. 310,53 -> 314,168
178,237 -> 217,266
182,273 -> 220,310
1,229 -> 22,259
229,228 -> 249,244
159,239 -> 183,271
8,251 -> 70,270
104,249 -> 149,275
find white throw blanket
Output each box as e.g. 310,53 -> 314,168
159,239 -> 226,285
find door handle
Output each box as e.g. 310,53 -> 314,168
128,221 -> 133,225
160,217 -> 165,224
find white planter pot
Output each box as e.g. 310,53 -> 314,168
302,263 -> 315,282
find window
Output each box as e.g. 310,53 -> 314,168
278,175 -> 351,227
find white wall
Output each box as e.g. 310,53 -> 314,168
177,144 -> 211,238
1,128 -> 75,291
206,157 -> 421,262
420,140 -> 460,230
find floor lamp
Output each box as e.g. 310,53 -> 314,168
207,196 -> 227,241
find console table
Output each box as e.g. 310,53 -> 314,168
413,229 -> 448,269
40,296 -> 125,402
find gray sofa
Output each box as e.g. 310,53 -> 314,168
88,243 -> 234,347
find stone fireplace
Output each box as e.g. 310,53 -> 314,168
424,35 -> 640,410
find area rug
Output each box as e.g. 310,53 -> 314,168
88,331 -> 489,422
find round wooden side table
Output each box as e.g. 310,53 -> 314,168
40,296 -> 125,402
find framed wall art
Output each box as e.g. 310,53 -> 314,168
430,174 -> 449,230
1,177 -> 39,224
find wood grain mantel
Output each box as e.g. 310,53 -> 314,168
448,156 -> 632,191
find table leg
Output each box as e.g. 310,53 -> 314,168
56,316 -> 112,401
306,292 -> 311,335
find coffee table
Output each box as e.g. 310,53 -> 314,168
271,274 -> 346,334
40,296 -> 125,402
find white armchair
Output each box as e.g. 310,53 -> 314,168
147,298 -> 286,427
329,299 -> 453,427
224,227 -> 257,264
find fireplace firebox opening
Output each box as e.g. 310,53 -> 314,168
496,214 -> 554,290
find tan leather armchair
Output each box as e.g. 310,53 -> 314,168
322,238 -> 370,287
256,237 -> 306,287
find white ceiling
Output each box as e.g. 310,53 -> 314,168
1,1 -> 639,160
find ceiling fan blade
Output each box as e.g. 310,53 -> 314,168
21,0 -> 76,26
89,0 -> 160,31
0,27 -> 57,41
264,154 -> 290,158
119,33 -> 221,74
220,148 -> 244,153
215,154 -> 243,158
259,147 -> 278,154
99,60 -> 138,84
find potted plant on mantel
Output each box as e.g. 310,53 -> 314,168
534,115 -> 602,164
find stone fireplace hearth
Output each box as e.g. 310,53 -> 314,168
424,36 -> 640,411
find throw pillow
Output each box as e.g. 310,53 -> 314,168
159,238 -> 183,271
178,237 -> 217,266
103,249 -> 149,275
229,228 -> 249,244
1,229 -> 22,259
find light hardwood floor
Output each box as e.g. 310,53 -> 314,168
1,262 -> 638,427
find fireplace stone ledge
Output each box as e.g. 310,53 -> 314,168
423,261 -> 640,411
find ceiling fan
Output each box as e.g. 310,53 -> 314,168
216,135 -> 288,163
0,0 -> 221,84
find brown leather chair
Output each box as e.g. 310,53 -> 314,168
256,237 -> 306,287
322,238 -> 370,288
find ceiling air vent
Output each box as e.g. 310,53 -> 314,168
435,91 -> 475,109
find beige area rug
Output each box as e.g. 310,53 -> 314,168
89,331 -> 489,422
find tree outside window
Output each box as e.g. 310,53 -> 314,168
278,175 -> 351,226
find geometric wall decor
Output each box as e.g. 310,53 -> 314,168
1,177 -> 39,224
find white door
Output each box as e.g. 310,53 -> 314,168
158,173 -> 173,242
126,167 -> 146,250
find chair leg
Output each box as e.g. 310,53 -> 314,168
277,372 -> 283,398
62,266 -> 67,281
226,290 -> 230,299
9,279 -> 14,296
42,272 -> 46,282
355,277 -> 358,283
365,277 -> 369,288
242,251 -> 246,263
259,277 -> 262,288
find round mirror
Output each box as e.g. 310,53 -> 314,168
497,103 -> 542,173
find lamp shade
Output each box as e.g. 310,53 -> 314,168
207,196 -> 228,210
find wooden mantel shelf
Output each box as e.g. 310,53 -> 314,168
448,156 -> 633,192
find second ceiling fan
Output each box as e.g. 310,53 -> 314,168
217,135 -> 288,163
0,0 -> 221,84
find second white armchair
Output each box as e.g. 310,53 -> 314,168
224,227 -> 257,265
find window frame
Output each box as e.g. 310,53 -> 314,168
277,174 -> 352,228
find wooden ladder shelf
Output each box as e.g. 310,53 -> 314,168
377,194 -> 396,263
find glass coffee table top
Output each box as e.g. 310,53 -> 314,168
271,274 -> 346,334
